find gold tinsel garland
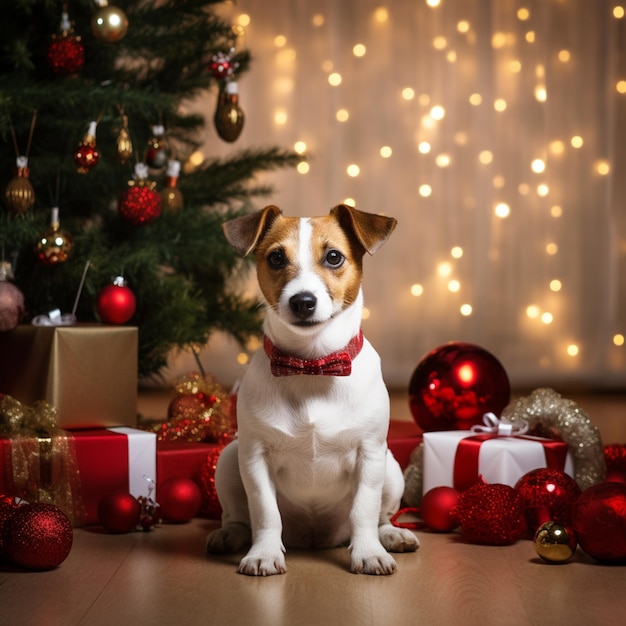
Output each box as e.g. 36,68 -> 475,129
0,394 -> 85,526
402,388 -> 606,506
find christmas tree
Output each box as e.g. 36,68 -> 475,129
0,0 -> 299,378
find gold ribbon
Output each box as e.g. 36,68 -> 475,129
0,394 -> 86,526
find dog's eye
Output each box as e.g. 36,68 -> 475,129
267,249 -> 287,269
324,249 -> 345,267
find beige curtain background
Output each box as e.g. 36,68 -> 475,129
164,0 -> 626,391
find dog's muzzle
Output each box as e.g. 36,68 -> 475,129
289,291 -> 317,320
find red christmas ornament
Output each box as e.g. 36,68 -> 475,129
515,468 -> 581,535
96,276 -> 136,324
98,492 -> 141,533
73,121 -> 100,174
158,477 -> 202,523
3,503 -> 73,570
119,163 -> 162,225
420,486 -> 460,532
197,447 -> 225,519
456,482 -> 526,545
409,342 -> 510,432
145,125 -> 168,169
209,50 -> 238,79
604,443 -> 626,484
572,482 -> 626,563
47,11 -> 84,75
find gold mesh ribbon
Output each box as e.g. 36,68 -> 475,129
0,394 -> 86,526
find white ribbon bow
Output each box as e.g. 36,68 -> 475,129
470,412 -> 528,436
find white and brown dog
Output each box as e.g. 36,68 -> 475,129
206,204 -> 419,575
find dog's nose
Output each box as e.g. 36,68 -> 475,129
289,292 -> 317,319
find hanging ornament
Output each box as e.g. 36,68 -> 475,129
5,112 -> 37,214
3,503 -> 73,570
533,521 -> 577,564
0,261 -> 25,332
145,125 -> 168,169
73,121 -> 100,174
96,275 -> 136,324
408,342 -> 511,432
35,207 -> 74,265
118,162 -> 162,226
214,81 -> 245,142
209,49 -> 239,80
161,159 -> 184,211
47,9 -> 85,76
116,112 -> 133,164
91,0 -> 129,42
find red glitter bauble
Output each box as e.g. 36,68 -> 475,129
119,185 -> 162,226
409,342 -> 510,432
420,486 -> 460,532
4,503 -> 73,570
197,447 -> 225,519
96,280 -> 136,324
456,483 -> 526,545
47,35 -> 84,75
98,492 -> 141,533
515,468 -> 581,535
572,482 -> 626,563
158,477 -> 203,523
73,142 -> 99,174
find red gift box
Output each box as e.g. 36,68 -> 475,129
0,427 -> 156,526
387,420 -> 422,470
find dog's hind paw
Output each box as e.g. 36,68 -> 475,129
238,552 -> 287,576
206,523 -> 251,555
379,524 -> 420,553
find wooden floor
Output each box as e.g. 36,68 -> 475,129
2,391 -> 626,626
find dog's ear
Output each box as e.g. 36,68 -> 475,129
222,205 -> 283,256
330,204 -> 397,255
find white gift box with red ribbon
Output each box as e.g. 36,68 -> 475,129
422,413 -> 575,494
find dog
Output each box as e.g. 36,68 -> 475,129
206,204 -> 419,576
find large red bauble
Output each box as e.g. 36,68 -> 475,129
96,281 -> 136,324
515,468 -> 581,535
158,477 -> 202,523
420,486 -> 460,532
73,142 -> 99,174
4,503 -> 73,570
409,342 -> 510,432
456,483 -> 526,545
572,482 -> 626,563
118,185 -> 162,226
98,492 -> 141,533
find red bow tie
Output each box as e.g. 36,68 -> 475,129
263,331 -> 364,377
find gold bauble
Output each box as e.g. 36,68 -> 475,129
91,5 -> 129,42
35,225 -> 74,265
5,167 -> 35,214
214,82 -> 244,142
116,126 -> 133,164
533,521 -> 577,563
161,187 -> 184,212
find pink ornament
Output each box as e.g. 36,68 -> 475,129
409,342 -> 510,432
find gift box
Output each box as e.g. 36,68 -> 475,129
0,324 -> 138,428
423,429 -> 574,494
0,427 -> 156,526
387,420 -> 422,471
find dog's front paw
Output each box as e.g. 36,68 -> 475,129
238,550 -> 287,576
206,523 -> 251,555
379,524 -> 420,553
350,548 -> 398,576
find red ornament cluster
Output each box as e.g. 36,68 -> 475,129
47,35 -> 85,75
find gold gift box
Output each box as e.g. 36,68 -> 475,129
0,325 -> 138,429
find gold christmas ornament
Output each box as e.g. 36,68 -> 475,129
116,114 -> 133,164
91,1 -> 129,42
214,81 -> 244,142
161,159 -> 184,211
73,121 -> 100,174
35,207 -> 74,265
533,521 -> 577,563
5,157 -> 35,214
